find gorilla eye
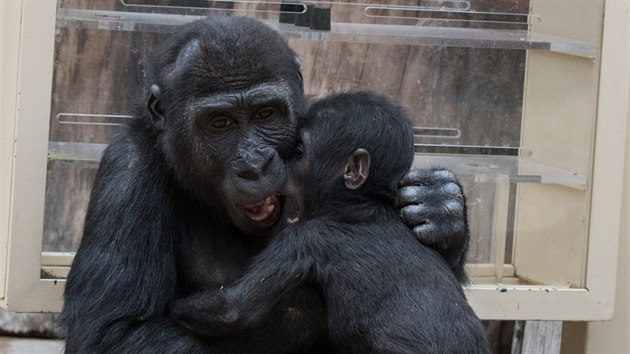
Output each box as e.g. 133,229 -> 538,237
210,116 -> 234,130
255,106 -> 276,120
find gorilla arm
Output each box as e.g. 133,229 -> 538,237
59,131 -> 325,354
171,224 -> 321,339
58,132 -> 210,354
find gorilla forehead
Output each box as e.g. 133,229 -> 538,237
161,17 -> 299,93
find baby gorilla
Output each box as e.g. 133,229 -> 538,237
173,92 -> 490,353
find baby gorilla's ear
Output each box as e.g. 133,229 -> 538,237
343,148 -> 370,190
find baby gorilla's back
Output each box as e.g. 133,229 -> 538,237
293,91 -> 489,353
319,219 -> 490,354
168,91 -> 489,353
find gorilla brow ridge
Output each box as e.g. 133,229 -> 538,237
187,81 -> 297,120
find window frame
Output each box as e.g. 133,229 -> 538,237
1,0 -> 627,319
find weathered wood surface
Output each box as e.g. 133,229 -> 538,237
44,0 -> 526,261
519,321 -> 563,354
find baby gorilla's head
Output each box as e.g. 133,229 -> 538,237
285,91 -> 414,222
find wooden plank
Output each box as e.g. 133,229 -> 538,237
520,320 -> 563,354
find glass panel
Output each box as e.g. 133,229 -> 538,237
44,2 -> 170,251
44,0 -> 598,288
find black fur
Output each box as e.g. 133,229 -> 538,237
59,17 -> 326,354
58,16 -> 472,353
172,92 -> 490,353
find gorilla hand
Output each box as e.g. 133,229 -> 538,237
397,168 -> 469,283
172,291 -> 239,338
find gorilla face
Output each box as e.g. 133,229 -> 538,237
145,17 -> 305,235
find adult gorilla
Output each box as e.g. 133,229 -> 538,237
58,16 -> 469,354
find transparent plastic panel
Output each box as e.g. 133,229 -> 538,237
44,0 -> 599,288
55,1 -> 596,54
44,8 -> 170,251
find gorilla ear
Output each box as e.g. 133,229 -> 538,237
293,55 -> 304,85
147,84 -> 164,130
343,148 -> 370,190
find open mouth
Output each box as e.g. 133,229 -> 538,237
242,194 -> 281,223
284,196 -> 301,224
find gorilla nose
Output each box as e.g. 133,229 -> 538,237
233,148 -> 276,181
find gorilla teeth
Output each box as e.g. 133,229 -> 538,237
243,195 -> 278,222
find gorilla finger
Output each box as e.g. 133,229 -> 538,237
398,186 -> 464,210
412,223 -> 438,246
397,185 -> 427,207
400,168 -> 459,188
400,204 -> 429,225
399,169 -> 430,187
398,182 -> 464,207
442,200 -> 465,218
431,169 -> 457,182
442,182 -> 464,198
